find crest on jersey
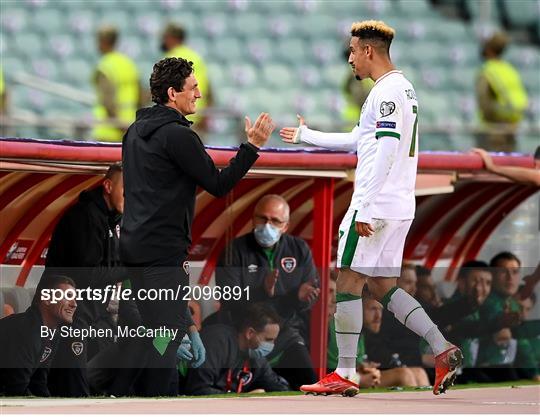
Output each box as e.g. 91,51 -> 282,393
281,257 -> 297,273
380,101 -> 395,117
71,342 -> 84,356
40,347 -> 52,363
237,370 -> 253,386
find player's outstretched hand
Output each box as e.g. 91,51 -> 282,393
264,269 -> 279,298
246,112 -> 276,148
472,148 -> 495,172
298,282 -> 320,303
279,114 -> 305,144
355,221 -> 374,237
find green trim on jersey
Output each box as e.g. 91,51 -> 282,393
336,292 -> 362,303
341,210 -> 359,267
376,131 -> 401,140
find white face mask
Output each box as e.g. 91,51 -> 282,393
253,223 -> 281,248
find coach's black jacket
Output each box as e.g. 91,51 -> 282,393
42,186 -> 125,329
216,232 -> 320,324
0,306 -> 57,396
120,104 -> 259,264
184,324 -> 289,395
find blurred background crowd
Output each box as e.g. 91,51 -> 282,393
0,0 -> 539,152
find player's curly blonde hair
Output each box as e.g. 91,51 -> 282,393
350,20 -> 395,53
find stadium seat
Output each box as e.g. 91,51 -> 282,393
261,64 -> 294,88
67,10 -> 97,35
210,37 -> 245,62
48,35 -> 76,59
273,38 -> 308,64
501,0 -> 539,27
230,13 -> 266,38
396,0 -> 437,17
31,8 -> 65,34
228,63 -> 258,87
0,7 -> 28,33
13,33 -> 45,58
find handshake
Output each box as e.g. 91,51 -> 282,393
245,113 -> 306,148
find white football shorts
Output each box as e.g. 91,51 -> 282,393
336,208 -> 413,277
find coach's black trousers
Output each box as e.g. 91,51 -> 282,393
109,256 -> 190,397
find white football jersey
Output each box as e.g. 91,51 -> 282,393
353,70 -> 419,220
299,70 -> 419,221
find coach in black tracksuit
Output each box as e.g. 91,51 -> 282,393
40,165 -> 126,397
0,275 -> 77,397
119,57 -> 275,396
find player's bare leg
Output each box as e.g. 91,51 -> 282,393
300,268 -> 365,397
367,276 -> 462,395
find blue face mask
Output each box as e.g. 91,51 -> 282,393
249,341 -> 275,359
253,223 -> 281,248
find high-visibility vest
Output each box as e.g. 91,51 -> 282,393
166,45 -> 209,124
481,59 -> 528,123
93,51 -> 139,142
0,67 -> 4,97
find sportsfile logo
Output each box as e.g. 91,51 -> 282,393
40,285 -> 250,303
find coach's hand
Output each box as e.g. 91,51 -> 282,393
246,112 -> 276,148
355,221 -> 374,237
188,328 -> 206,368
264,269 -> 279,298
279,114 -> 305,144
298,282 -> 320,303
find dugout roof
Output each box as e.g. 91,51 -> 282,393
1,137 -> 537,376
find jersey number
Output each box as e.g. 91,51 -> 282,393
409,105 -> 418,157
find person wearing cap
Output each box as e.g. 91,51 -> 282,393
161,22 -> 213,132
476,32 -> 528,152
93,25 -> 141,142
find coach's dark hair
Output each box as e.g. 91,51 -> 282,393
350,20 -> 395,55
534,146 -> 540,160
150,57 -> 194,105
457,260 -> 491,280
489,251 -> 521,268
234,302 -> 281,332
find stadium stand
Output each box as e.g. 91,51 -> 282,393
0,0 -> 538,150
